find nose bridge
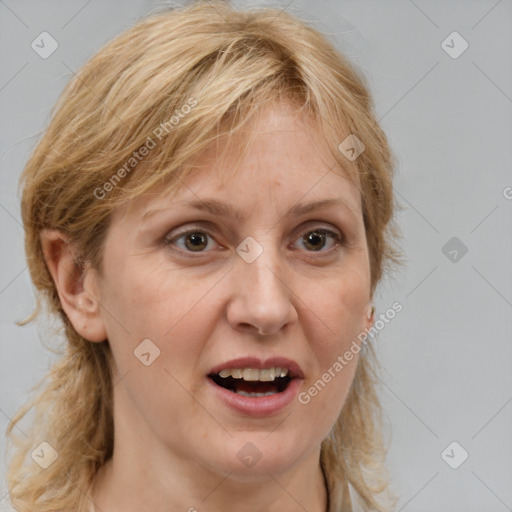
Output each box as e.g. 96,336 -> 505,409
243,240 -> 281,293
227,236 -> 297,335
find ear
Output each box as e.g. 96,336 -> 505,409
41,229 -> 107,342
364,302 -> 375,332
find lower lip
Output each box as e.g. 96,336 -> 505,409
206,376 -> 303,417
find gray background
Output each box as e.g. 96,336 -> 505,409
1,1 -> 511,511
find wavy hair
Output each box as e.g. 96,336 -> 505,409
6,2 -> 404,510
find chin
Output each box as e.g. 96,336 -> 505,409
216,439 -> 307,481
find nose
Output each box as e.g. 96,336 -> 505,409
226,244 -> 298,336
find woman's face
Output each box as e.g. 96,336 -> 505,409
91,102 -> 373,480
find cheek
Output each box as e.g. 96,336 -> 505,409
299,265 -> 368,405
105,260 -> 199,331
105,264 -> 221,371
305,270 -> 369,346
98,264 -> 218,413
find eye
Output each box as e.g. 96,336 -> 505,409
164,229 -> 219,253
163,226 -> 345,255
293,228 -> 344,252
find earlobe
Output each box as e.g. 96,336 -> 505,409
40,229 -> 107,343
365,303 -> 375,331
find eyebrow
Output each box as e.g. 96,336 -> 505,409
142,197 -> 360,223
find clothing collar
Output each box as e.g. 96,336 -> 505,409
321,462 -> 355,512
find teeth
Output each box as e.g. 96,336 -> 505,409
216,367 -> 290,381
259,368 -> 275,381
243,368 -> 260,381
235,390 -> 279,397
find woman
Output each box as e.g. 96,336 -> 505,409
5,1 -> 403,511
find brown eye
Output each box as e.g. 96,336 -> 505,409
183,232 -> 209,251
295,229 -> 342,252
165,230 -> 217,252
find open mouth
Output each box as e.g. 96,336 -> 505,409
208,371 -> 293,397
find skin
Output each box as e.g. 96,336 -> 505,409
43,101 -> 375,512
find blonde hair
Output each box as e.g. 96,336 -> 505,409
6,2 -> 404,510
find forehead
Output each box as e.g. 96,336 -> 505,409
195,101 -> 357,180
122,101 -> 362,219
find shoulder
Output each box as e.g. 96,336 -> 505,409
328,477 -> 366,512
328,476 -> 352,512
346,481 -> 366,512
0,480 -> 17,512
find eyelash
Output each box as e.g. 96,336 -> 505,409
162,226 -> 345,256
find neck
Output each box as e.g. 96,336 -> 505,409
90,449 -> 328,512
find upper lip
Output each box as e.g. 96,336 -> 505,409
208,356 -> 304,379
